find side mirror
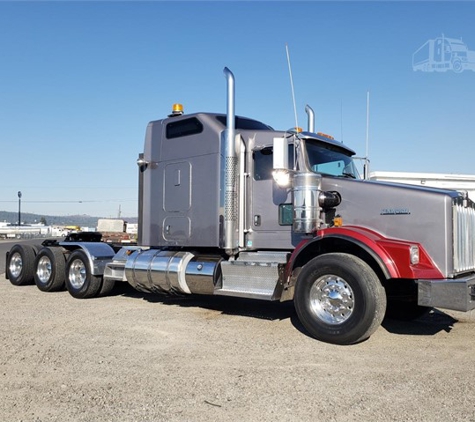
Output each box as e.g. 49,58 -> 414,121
272,137 -> 290,187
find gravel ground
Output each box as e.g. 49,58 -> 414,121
1,274 -> 475,422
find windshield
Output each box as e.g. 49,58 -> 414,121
305,140 -> 360,179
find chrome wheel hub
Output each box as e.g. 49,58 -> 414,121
309,275 -> 355,324
9,252 -> 22,278
69,259 -> 87,289
36,256 -> 52,284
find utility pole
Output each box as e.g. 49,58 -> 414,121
17,191 -> 22,226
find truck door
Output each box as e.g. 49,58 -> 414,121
249,146 -> 293,249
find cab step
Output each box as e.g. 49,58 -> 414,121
216,252 -> 289,300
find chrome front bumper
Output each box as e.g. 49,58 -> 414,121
417,274 -> 475,312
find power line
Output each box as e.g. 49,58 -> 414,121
0,199 -> 137,204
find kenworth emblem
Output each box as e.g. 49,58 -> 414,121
380,208 -> 411,215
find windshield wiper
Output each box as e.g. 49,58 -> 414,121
341,172 -> 356,179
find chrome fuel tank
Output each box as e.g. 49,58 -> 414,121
124,249 -> 221,295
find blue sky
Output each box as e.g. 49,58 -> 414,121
1,1 -> 474,218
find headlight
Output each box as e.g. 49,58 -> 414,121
409,245 -> 420,265
272,169 -> 291,187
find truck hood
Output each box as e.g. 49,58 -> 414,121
322,177 -> 462,277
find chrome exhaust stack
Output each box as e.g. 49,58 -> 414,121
305,104 -> 315,133
222,67 -> 240,256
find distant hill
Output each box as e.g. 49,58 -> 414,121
0,211 -> 138,228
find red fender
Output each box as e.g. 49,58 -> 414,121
289,225 -> 444,280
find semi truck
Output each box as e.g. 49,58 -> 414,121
5,68 -> 475,345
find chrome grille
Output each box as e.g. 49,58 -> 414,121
453,200 -> 475,273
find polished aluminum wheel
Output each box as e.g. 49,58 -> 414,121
68,259 -> 87,289
309,275 -> 355,325
36,256 -> 52,284
9,252 -> 23,279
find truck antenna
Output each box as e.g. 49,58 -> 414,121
364,90 -> 370,179
285,43 -> 299,130
366,91 -> 370,159
340,98 -> 344,142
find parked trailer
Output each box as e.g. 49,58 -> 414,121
97,218 -> 134,244
0,224 -> 50,239
5,68 -> 475,344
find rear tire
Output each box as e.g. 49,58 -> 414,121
65,250 -> 102,299
6,244 -> 36,286
32,244 -> 43,254
97,277 -> 116,297
294,253 -> 386,345
34,247 -> 66,292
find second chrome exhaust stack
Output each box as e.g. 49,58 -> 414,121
222,67 -> 239,256
305,104 -> 315,133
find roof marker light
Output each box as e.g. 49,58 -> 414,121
169,103 -> 184,117
317,132 -> 334,140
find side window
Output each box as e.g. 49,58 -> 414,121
253,148 -> 274,180
253,146 -> 294,181
166,117 -> 203,139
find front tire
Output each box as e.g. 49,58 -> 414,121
34,247 -> 66,292
294,253 -> 386,345
65,250 -> 102,299
6,244 -> 36,286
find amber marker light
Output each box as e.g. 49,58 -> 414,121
333,216 -> 343,227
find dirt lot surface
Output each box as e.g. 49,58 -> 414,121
1,273 -> 475,422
